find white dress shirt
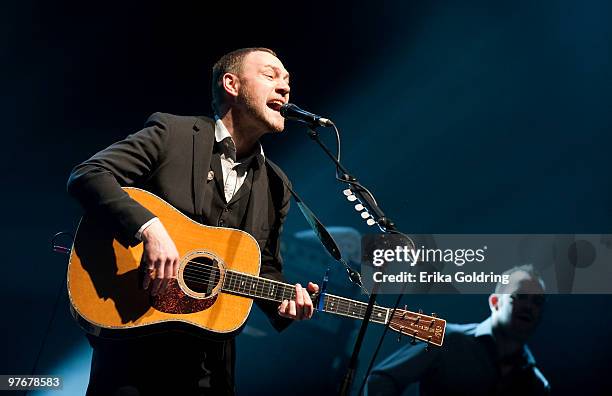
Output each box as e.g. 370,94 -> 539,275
135,116 -> 264,240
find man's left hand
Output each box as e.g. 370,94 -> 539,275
277,282 -> 319,320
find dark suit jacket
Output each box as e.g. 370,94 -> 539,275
67,112 -> 293,332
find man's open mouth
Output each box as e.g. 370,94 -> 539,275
267,101 -> 284,112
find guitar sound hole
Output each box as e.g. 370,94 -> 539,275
182,256 -> 221,297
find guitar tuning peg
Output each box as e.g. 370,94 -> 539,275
347,195 -> 357,202
360,212 -> 370,219
410,331 -> 418,345
402,305 -> 407,319
343,188 -> 352,196
418,308 -> 423,314
366,218 -> 376,226
354,203 -> 364,211
431,312 -> 437,318
397,328 -> 404,343
425,337 -> 431,352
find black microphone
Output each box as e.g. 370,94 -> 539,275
280,103 -> 333,127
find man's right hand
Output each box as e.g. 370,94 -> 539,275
141,220 -> 180,296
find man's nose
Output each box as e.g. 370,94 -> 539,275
276,80 -> 290,96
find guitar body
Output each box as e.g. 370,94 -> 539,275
67,187 -> 261,339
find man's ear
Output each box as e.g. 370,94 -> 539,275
222,73 -> 240,98
489,294 -> 499,311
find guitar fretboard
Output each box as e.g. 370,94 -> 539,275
221,270 -> 389,324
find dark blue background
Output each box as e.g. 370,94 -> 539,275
3,0 -> 611,394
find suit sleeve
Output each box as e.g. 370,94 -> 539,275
67,113 -> 170,245
255,176 -> 293,332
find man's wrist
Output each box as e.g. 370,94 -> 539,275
135,217 -> 160,241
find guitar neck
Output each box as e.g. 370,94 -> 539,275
221,270 -> 390,324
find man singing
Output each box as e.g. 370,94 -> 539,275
68,47 -> 319,395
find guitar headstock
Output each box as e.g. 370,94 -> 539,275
388,307 -> 446,347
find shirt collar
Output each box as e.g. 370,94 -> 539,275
214,115 -> 265,163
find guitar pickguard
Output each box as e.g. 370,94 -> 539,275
151,279 -> 217,314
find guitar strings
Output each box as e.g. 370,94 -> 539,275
171,259 -> 313,298
181,262 -> 386,311
180,269 -> 386,320
148,259 -> 390,319
180,260 -> 309,296
178,260 -> 307,296
145,263 -> 436,340
180,270 -> 385,319
162,270 -> 430,338
179,271 -> 380,319
177,261 -> 300,300
180,271 -> 291,299
180,263 -> 333,307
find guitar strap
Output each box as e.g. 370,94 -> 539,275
266,159 -> 344,310
265,158 -> 342,262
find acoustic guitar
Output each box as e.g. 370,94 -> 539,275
67,188 -> 446,347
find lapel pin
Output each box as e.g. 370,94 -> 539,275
207,170 -> 215,181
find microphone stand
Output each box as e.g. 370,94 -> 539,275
304,126 -> 399,396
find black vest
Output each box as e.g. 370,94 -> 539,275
199,150 -> 256,230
